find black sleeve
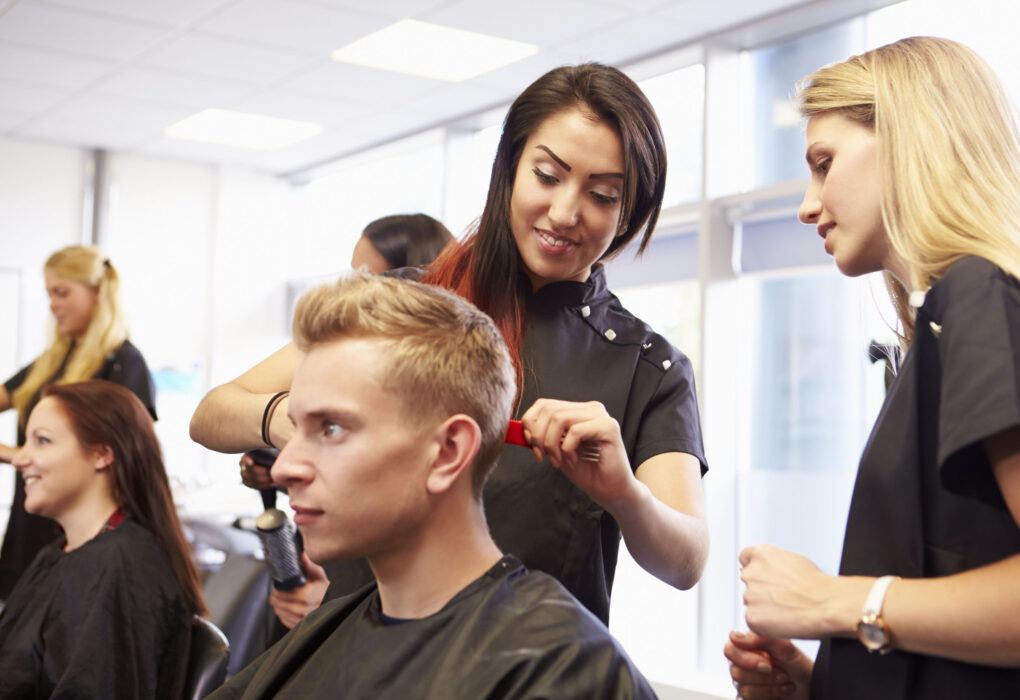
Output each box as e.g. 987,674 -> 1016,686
4,362 -> 32,395
935,260 -> 1020,507
96,341 -> 158,421
634,352 -> 708,475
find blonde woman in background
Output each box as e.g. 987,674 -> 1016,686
0,245 -> 156,599
725,36 -> 1020,700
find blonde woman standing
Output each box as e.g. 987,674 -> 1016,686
725,37 -> 1020,699
0,245 -> 156,598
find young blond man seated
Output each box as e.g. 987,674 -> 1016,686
209,273 -> 655,699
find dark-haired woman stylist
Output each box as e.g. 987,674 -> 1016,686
191,62 -> 708,624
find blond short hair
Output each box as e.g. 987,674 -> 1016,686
799,36 -> 1020,344
292,272 -> 516,495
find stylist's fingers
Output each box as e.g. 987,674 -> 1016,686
239,456 -> 274,490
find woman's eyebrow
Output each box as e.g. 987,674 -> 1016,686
535,145 -> 624,180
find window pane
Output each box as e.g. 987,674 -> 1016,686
640,65 -> 705,206
748,20 -> 864,189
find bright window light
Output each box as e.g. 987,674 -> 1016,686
332,19 -> 537,82
164,109 -> 323,150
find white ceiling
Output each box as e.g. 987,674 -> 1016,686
0,0 -> 882,177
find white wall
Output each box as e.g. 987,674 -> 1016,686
0,138 -> 86,529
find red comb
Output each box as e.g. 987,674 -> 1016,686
505,419 -> 528,447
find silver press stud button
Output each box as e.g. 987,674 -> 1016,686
929,321 -> 942,337
604,329 -> 616,341
580,305 -> 591,318
662,359 -> 672,370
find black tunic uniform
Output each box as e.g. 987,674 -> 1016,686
0,517 -> 192,699
210,555 -> 657,700
812,257 -> 1020,699
484,267 -> 706,624
0,340 -> 157,599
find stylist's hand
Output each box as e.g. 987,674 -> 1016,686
739,544 -> 856,639
724,630 -> 813,700
0,442 -> 16,464
269,553 -> 329,629
520,399 -> 636,508
239,453 -> 275,490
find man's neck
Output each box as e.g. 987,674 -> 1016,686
371,500 -> 503,620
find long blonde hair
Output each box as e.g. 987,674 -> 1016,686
12,246 -> 128,425
798,36 -> 1020,344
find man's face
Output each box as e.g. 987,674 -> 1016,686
272,338 -> 433,564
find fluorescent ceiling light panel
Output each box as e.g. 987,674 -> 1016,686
164,108 -> 323,150
332,19 -> 537,82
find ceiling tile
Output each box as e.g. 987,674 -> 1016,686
0,44 -> 115,91
421,0 -> 629,48
232,89 -> 369,127
0,80 -> 69,114
35,94 -> 193,131
19,117 -> 156,150
285,61 -> 441,106
655,0 -> 806,27
557,15 -> 700,66
94,67 -> 253,109
0,3 -> 170,61
198,0 -> 387,54
283,0 -> 453,21
25,0 -> 231,28
142,33 -> 321,86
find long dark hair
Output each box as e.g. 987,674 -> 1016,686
363,213 -> 454,269
422,63 -> 667,380
42,380 -> 207,617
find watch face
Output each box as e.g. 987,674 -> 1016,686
857,616 -> 890,652
860,622 -> 886,648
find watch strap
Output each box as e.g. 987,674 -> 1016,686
863,575 -> 899,617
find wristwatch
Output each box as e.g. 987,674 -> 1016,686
857,575 -> 899,654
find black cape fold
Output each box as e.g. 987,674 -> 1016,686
211,555 -> 657,700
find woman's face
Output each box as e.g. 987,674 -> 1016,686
44,270 -> 98,340
12,397 -> 109,522
509,107 -> 625,290
350,235 -> 391,274
798,112 -> 892,278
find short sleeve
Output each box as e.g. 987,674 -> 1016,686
933,259 -> 1020,506
632,352 -> 708,475
97,341 -> 158,421
4,362 -> 32,395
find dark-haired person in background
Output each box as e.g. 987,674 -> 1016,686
0,380 -> 202,699
192,62 -> 709,626
0,245 -> 156,599
351,213 -> 454,273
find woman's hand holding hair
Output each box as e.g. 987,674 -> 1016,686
0,442 -> 16,464
521,398 -> 709,590
724,630 -> 813,700
520,398 -> 637,509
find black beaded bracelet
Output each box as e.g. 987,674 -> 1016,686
261,390 -> 289,448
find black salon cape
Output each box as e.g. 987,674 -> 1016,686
811,257 -> 1020,700
322,268 -> 706,625
0,340 -> 157,599
0,517 -> 191,699
210,555 -> 656,700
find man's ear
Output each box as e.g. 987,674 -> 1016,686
91,444 -> 114,472
426,414 -> 481,496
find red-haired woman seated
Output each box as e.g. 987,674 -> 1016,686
0,380 -> 206,698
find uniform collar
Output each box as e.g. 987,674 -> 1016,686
526,265 -> 610,309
